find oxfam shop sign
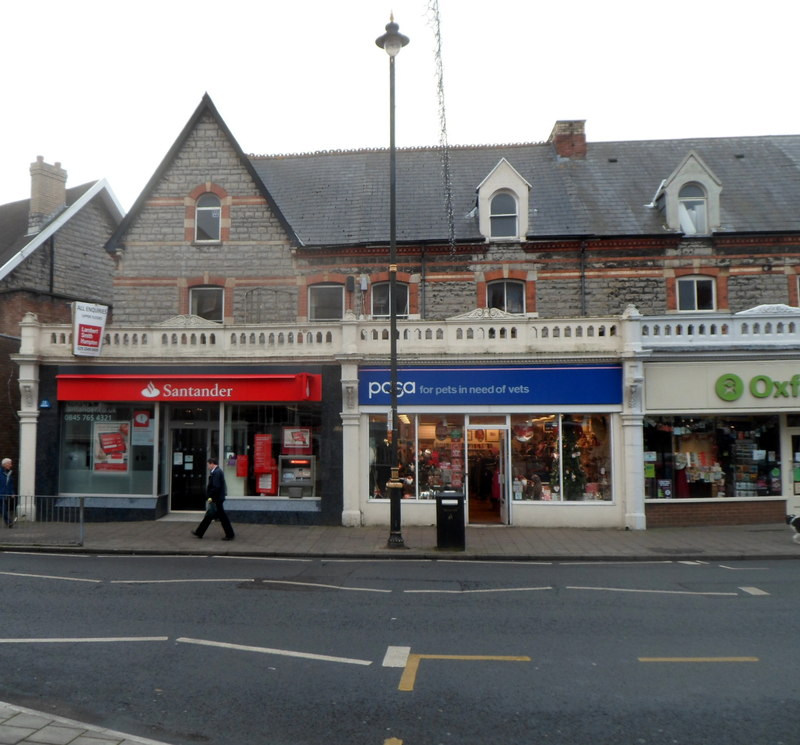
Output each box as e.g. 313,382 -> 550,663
715,372 -> 800,402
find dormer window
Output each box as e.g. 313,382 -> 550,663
659,151 -> 721,235
476,158 -> 531,242
678,183 -> 707,234
195,193 -> 221,242
490,193 -> 518,238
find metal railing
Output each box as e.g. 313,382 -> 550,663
0,496 -> 84,547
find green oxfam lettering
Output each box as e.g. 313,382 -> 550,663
714,372 -> 800,402
715,373 -> 743,401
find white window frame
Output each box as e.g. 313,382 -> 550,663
678,183 -> 708,235
677,275 -> 716,312
371,282 -> 409,319
487,280 -> 525,314
309,284 -> 344,321
195,193 -> 221,242
190,286 -> 224,323
489,192 -> 518,239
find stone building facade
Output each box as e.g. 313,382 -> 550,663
12,96 -> 800,529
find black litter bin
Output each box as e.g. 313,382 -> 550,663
435,491 -> 465,550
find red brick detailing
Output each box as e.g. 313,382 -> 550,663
645,500 -> 786,527
789,271 -> 799,307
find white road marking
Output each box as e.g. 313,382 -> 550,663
259,579 -> 391,593
567,586 -> 738,596
382,646 -> 411,667
214,555 -> 312,562
176,637 -> 372,665
0,571 -> 100,583
0,637 -> 168,644
111,578 -> 253,584
560,561 -> 672,566
404,586 -> 553,594
436,560 -> 553,566
739,586 -> 770,596
719,565 -> 769,571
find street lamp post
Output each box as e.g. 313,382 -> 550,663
376,16 -> 409,549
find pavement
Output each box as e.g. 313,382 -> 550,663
0,515 -> 798,744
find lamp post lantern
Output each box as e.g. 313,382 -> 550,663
376,16 -> 409,549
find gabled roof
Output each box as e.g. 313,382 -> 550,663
106,94 -> 301,252
0,180 -> 125,282
249,133 -> 800,246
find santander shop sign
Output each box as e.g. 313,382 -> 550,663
57,374 -> 322,403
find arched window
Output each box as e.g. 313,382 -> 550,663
487,280 -> 525,314
190,285 -> 224,322
678,183 -> 707,235
195,193 -> 221,241
677,275 -> 715,311
372,282 -> 409,318
490,192 -> 518,238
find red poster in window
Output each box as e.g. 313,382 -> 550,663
254,434 -> 273,473
236,454 -> 249,478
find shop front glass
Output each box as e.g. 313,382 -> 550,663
60,402 -> 156,494
643,415 -> 781,499
224,404 -> 322,498
367,412 -> 613,503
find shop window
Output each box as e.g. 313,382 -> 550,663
190,286 -> 224,323
309,284 -> 344,321
368,414 -> 418,498
60,404 -> 155,495
643,415 -> 780,499
487,280 -> 525,314
372,282 -> 409,318
509,414 -> 612,501
195,193 -> 221,242
366,412 -> 611,503
224,404 -> 322,498
677,275 -> 715,311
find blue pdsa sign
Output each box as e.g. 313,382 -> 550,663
359,365 -> 622,406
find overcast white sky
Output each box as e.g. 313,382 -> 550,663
3,0 -> 798,211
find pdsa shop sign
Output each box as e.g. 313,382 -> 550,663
359,365 -> 622,406
73,302 -> 109,356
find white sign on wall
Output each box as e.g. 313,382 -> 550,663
72,302 -> 108,356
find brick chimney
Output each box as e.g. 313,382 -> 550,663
548,120 -> 587,159
27,156 -> 67,234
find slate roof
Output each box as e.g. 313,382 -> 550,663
0,182 -> 124,279
249,134 -> 800,247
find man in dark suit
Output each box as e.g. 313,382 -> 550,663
192,457 -> 235,540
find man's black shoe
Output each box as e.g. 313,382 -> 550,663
221,535 -> 235,541
191,530 -> 202,539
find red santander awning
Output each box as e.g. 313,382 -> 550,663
57,373 -> 322,402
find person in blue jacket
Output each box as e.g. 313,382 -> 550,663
192,458 -> 235,541
0,459 -> 16,528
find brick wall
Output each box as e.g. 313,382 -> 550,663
646,499 -> 786,527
